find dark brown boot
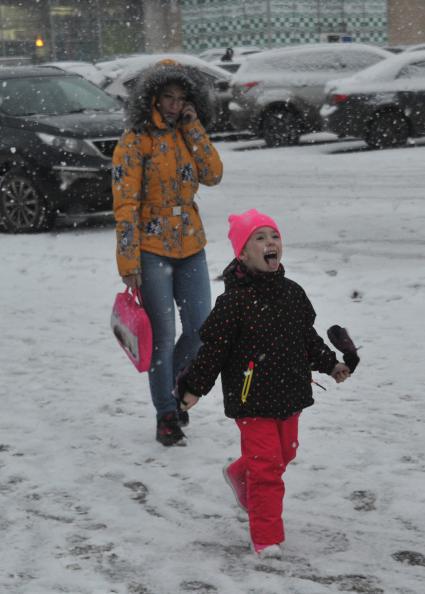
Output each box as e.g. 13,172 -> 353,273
156,412 -> 186,446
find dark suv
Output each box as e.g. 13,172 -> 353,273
0,66 -> 124,232
320,49 -> 425,149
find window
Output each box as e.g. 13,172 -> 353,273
0,75 -> 120,116
397,61 -> 425,79
339,51 -> 385,71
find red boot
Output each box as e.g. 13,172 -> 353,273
222,460 -> 247,512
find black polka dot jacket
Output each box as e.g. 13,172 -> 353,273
184,259 -> 338,419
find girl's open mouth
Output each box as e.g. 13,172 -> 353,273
264,251 -> 278,269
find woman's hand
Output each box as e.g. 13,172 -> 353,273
331,362 -> 351,383
180,391 -> 199,411
181,102 -> 198,124
122,273 -> 142,289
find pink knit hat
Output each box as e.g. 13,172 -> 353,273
228,209 -> 281,258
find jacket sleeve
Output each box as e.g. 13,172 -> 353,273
112,131 -> 144,277
181,120 -> 223,186
302,292 -> 338,375
184,292 -> 239,396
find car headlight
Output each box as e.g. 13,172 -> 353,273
36,132 -> 99,157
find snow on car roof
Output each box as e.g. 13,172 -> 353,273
326,49 -> 425,94
403,43 -> 425,52
233,43 -> 391,80
328,48 -> 425,89
0,65 -> 74,79
42,61 -> 107,87
96,53 -> 231,82
242,42 -> 391,60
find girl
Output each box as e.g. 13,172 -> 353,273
179,209 -> 350,557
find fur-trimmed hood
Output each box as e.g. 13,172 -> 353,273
127,60 -> 215,131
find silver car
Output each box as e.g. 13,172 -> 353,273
229,43 -> 392,146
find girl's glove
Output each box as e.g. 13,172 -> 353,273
327,325 -> 360,373
174,366 -> 201,411
174,365 -> 191,406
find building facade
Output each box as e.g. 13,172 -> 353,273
180,0 -> 389,52
387,0 -> 425,46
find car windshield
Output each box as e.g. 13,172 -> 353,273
397,60 -> 425,78
0,75 -> 120,116
217,63 -> 240,73
345,55 -> 410,82
339,50 -> 385,70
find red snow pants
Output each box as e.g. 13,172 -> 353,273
234,414 -> 300,547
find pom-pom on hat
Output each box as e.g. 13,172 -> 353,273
228,209 -> 281,258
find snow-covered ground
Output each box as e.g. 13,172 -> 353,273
1,136 -> 424,594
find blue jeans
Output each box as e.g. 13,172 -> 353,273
140,249 -> 211,418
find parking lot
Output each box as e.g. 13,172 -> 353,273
1,137 -> 424,594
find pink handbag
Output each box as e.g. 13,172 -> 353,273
111,287 -> 153,372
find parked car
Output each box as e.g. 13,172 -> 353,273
320,50 -> 425,149
229,43 -> 392,146
99,53 -> 233,131
0,66 -> 124,233
40,61 -> 109,87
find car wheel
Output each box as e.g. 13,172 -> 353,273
0,169 -> 55,233
366,112 -> 409,149
262,108 -> 302,147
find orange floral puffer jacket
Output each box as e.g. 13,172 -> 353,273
112,105 -> 223,277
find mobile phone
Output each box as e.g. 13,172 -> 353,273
181,102 -> 193,124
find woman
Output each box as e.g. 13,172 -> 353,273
112,60 -> 223,446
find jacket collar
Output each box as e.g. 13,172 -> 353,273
223,258 -> 286,291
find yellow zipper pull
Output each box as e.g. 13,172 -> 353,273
241,361 -> 255,403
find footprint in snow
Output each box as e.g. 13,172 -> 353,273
349,490 -> 377,511
128,584 -> 154,594
392,550 -> 425,566
124,481 -> 162,517
69,541 -> 115,559
301,524 -> 350,554
300,573 -> 384,594
351,290 -> 363,301
124,480 -> 148,504
180,581 -> 218,592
